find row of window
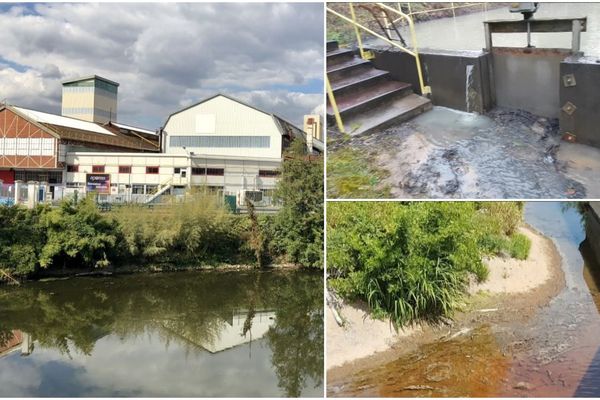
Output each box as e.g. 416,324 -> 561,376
14,171 -> 63,184
66,165 -> 279,177
0,138 -> 55,156
169,135 -> 271,148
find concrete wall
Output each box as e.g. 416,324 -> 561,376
585,203 -> 600,265
492,47 -> 570,118
559,56 -> 600,147
368,48 -> 493,113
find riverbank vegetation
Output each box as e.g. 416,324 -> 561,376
0,140 -> 323,281
327,202 -> 530,326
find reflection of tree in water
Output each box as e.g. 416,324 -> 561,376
0,270 -> 323,396
265,272 -> 324,397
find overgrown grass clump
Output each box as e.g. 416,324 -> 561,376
327,148 -> 391,198
327,202 -> 529,327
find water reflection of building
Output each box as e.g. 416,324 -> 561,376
201,309 -> 276,354
158,309 -> 276,354
0,331 -> 33,358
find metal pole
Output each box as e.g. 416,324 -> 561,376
326,76 -> 345,133
349,3 -> 366,59
451,2 -> 456,18
484,22 -> 492,51
572,19 -> 582,53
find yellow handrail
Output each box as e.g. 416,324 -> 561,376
375,2 -> 430,97
326,75 -> 345,134
395,2 -> 487,20
326,3 -> 432,133
349,3 -> 366,60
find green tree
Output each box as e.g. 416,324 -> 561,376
271,139 -> 324,269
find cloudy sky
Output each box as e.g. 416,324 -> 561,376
0,3 -> 324,129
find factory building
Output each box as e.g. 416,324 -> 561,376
0,76 -> 322,207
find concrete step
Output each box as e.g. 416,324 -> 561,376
327,80 -> 413,117
326,48 -> 355,66
330,68 -> 390,96
326,40 -> 339,52
327,57 -> 372,82
331,93 -> 432,136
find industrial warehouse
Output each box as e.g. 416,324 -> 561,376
0,75 -> 323,209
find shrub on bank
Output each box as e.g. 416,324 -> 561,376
111,193 -> 247,265
327,202 -> 529,327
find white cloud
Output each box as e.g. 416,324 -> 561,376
0,3 -> 323,128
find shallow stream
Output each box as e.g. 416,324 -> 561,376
328,202 -> 600,397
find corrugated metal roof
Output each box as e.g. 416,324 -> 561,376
13,107 -> 116,136
111,121 -> 156,135
61,75 -> 120,87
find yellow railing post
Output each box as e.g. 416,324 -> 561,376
326,4 -> 432,96
376,3 -> 431,95
349,3 -> 366,60
326,76 -> 345,134
407,2 -> 412,16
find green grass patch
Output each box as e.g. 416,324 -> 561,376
508,233 -> 531,260
327,148 -> 391,198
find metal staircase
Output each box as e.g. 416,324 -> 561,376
326,40 -> 432,136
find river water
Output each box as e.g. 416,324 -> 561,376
0,269 -> 324,397
382,3 -> 600,58
328,202 -> 600,397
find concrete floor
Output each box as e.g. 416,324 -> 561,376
329,106 -> 600,199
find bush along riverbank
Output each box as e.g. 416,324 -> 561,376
0,140 -> 323,282
327,202 -> 530,327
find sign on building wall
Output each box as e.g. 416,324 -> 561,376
86,174 -> 110,193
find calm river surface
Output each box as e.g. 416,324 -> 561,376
328,202 -> 600,397
378,3 -> 600,57
0,269 -> 323,397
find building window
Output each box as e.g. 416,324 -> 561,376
206,168 -> 224,176
92,165 -> 105,173
119,165 -> 132,174
169,135 -> 270,148
132,185 -> 144,194
258,170 -> 280,178
67,165 -> 79,172
146,166 -> 159,174
191,167 -> 224,176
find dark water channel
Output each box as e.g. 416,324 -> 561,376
328,202 -> 600,397
0,270 -> 324,397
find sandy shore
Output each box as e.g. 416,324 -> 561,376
326,225 -> 562,370
470,226 -> 553,294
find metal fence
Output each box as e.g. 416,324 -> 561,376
0,183 -> 15,206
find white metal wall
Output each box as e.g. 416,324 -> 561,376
163,95 -> 283,159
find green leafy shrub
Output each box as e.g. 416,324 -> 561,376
327,202 -> 527,327
0,205 -> 46,277
39,196 -> 120,269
